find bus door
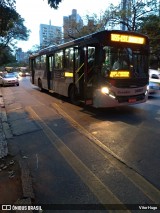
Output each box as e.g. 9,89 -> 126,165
74,47 -> 85,99
84,46 -> 96,105
30,58 -> 35,84
47,55 -> 54,90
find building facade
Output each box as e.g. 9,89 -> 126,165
39,21 -> 62,48
16,48 -> 28,62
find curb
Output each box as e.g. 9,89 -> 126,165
0,90 -> 9,159
0,90 -> 13,139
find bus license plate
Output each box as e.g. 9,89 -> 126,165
128,98 -> 136,103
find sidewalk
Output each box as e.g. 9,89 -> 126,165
0,88 -> 34,211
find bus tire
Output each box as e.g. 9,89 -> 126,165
69,85 -> 80,105
38,79 -> 43,92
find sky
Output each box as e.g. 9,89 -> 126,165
15,0 -> 115,52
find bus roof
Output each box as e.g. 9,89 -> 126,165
29,30 -> 149,58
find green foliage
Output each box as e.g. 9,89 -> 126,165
0,46 -> 16,66
1,0 -> 16,8
139,15 -> 160,67
102,0 -> 160,67
106,0 -> 158,31
47,0 -> 63,9
0,5 -> 18,36
63,12 -> 110,41
0,0 -> 30,65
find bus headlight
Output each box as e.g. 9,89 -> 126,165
101,87 -> 109,94
101,87 -> 116,99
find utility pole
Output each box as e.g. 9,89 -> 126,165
121,0 -> 127,30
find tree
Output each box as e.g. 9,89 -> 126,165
139,15 -> 160,68
79,12 -> 110,36
0,12 -> 30,57
0,46 -> 16,66
0,6 -> 17,36
106,0 -> 158,31
0,0 -> 16,7
62,0 -> 158,41
0,0 -> 30,65
46,0 -> 63,9
2,14 -> 30,45
63,12 -> 111,41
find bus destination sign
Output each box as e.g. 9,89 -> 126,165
111,34 -> 145,44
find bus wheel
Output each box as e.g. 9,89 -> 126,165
38,79 -> 43,92
69,86 -> 80,105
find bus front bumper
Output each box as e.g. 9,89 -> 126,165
93,89 -> 148,108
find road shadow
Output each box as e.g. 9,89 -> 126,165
32,87 -> 160,126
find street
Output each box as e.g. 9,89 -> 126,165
1,76 -> 160,212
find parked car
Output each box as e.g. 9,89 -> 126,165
148,69 -> 160,94
0,73 -> 19,86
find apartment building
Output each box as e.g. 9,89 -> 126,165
39,21 -> 62,48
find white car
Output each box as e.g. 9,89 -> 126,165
0,73 -> 19,86
148,69 -> 160,94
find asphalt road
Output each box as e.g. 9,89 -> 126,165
2,76 -> 160,213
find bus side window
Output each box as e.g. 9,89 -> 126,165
49,56 -> 54,72
64,48 -> 74,70
87,47 -> 95,78
74,48 -> 80,70
48,55 -> 54,79
35,56 -> 41,69
41,55 -> 46,70
54,50 -> 63,69
88,47 -> 95,69
101,46 -> 111,77
41,55 -> 46,78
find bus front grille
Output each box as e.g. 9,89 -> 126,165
114,78 -> 148,88
117,94 -> 145,103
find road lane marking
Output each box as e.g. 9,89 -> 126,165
36,153 -> 39,169
26,106 -> 131,212
155,110 -> 160,122
51,103 -> 160,204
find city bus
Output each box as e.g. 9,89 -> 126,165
29,30 -> 149,108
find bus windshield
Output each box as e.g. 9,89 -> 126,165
101,46 -> 148,79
